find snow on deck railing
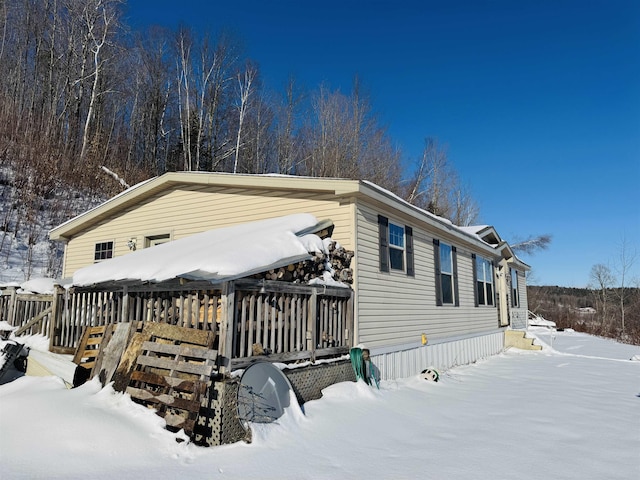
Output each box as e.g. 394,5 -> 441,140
0,286 -> 53,337
48,279 -> 354,367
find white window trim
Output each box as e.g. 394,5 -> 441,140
511,268 -> 520,308
476,256 -> 494,306
388,222 -> 405,271
440,242 -> 456,305
94,240 -> 114,263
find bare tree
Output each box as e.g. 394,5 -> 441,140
402,138 -> 478,225
0,0 -> 6,64
78,0 -> 121,163
127,27 -> 173,174
298,79 -> 401,188
175,27 -> 193,171
612,236 -> 637,333
233,61 -> 257,173
511,234 -> 553,255
589,263 -> 615,327
275,76 -> 303,174
451,181 -> 480,226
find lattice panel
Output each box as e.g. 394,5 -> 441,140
285,360 -> 356,404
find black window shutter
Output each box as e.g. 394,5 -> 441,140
405,226 -> 414,277
378,215 -> 389,272
452,246 -> 460,307
433,239 -> 442,306
471,253 -> 478,307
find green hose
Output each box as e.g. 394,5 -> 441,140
350,347 -> 379,388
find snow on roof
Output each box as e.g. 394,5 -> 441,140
71,214 -> 323,287
458,225 -> 490,235
0,278 -> 56,294
19,278 -> 56,295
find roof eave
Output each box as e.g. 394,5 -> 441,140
350,182 -> 500,256
49,172 -> 360,241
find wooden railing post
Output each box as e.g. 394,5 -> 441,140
218,281 -> 236,375
307,289 -> 317,362
7,286 -> 17,326
346,290 -> 354,347
49,286 -> 61,352
121,286 -> 129,323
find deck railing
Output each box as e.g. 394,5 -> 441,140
230,279 -> 353,368
0,286 -> 53,336
51,287 -> 221,352
47,279 -> 353,370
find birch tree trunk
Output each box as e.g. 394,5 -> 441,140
233,63 -> 256,174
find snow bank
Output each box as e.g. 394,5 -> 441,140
1,331 -> 638,479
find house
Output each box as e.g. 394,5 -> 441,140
49,172 -> 530,380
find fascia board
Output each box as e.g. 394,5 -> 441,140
48,172 -> 360,241
49,176 -> 162,240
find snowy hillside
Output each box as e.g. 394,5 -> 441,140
0,167 -> 106,283
1,330 -> 638,479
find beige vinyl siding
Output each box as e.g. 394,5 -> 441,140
355,202 -> 499,349
63,185 -> 354,277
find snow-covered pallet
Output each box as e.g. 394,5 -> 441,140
126,341 -> 218,435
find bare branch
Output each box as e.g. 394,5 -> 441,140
100,165 -> 129,189
511,234 -> 552,255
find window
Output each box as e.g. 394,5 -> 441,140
94,241 -> 113,262
474,255 -> 494,306
378,215 -> 414,276
145,233 -> 171,248
511,268 -> 520,307
434,239 -> 458,306
388,223 -> 405,270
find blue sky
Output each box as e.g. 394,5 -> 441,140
125,0 -> 640,287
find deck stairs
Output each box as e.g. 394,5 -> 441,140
505,330 -> 542,351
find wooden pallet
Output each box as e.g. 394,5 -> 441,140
112,322 -> 215,392
126,341 -> 218,434
72,325 -> 114,374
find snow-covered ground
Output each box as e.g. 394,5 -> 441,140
1,330 -> 638,480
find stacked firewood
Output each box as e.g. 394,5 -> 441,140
253,241 -> 354,284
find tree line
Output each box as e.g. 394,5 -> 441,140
528,240 -> 639,345
0,0 -> 478,226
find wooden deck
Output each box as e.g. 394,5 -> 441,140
1,279 -> 354,371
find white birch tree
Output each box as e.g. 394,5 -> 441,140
78,0 -> 121,162
233,61 -> 257,173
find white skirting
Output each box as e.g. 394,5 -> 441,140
370,331 -> 504,380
